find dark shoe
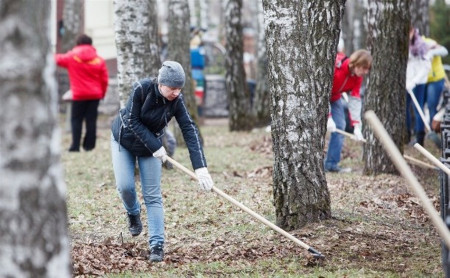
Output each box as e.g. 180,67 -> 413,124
127,213 -> 142,237
149,243 -> 164,262
163,161 -> 173,170
68,147 -> 79,152
325,166 -> 352,173
416,131 -> 426,146
427,131 -> 442,148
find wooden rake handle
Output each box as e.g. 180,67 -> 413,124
165,156 -> 324,258
407,89 -> 431,132
364,110 -> 450,250
333,128 -> 437,170
413,143 -> 450,176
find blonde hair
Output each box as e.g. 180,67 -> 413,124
349,49 -> 372,70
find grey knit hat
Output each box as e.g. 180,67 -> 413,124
158,61 -> 185,88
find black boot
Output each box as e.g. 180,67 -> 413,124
127,213 -> 142,236
149,243 -> 164,262
416,131 -> 426,146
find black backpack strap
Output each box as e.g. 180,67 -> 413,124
336,56 -> 348,69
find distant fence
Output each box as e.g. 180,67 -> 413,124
440,84 -> 450,278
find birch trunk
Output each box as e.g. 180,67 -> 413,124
113,0 -> 161,107
61,0 -> 84,52
0,1 -> 71,276
168,0 -> 201,145
251,0 -> 271,126
263,0 -> 344,229
363,0 -> 410,175
225,0 -> 253,131
410,0 -> 429,36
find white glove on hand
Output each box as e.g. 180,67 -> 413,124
353,125 -> 364,141
195,167 -> 214,191
153,146 -> 167,162
327,117 -> 336,132
424,52 -> 433,61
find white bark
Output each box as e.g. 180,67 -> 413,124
61,0 -> 84,52
113,0 -> 161,107
0,1 -> 71,277
263,0 -> 344,229
225,0 -> 253,131
363,0 -> 410,174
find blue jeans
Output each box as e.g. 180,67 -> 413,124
426,79 -> 444,126
325,99 -> 346,170
111,134 -> 164,247
406,84 -> 426,134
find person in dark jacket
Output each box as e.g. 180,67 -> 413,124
110,61 -> 213,263
56,34 -> 109,152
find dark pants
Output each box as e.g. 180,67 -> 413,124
70,100 -> 100,151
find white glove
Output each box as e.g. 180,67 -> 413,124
424,52 -> 433,61
406,82 -> 415,93
153,146 -> 167,162
195,167 -> 213,191
327,117 -> 336,132
353,125 -> 364,141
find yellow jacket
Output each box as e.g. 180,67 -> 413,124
424,37 -> 447,82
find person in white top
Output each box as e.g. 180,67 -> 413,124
406,27 -> 433,146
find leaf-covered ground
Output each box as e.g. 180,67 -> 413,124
62,116 -> 445,277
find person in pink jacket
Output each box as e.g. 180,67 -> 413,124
56,34 -> 109,152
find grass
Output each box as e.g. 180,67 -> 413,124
62,115 -> 444,277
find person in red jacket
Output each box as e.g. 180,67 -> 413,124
325,49 -> 372,173
56,34 -> 109,152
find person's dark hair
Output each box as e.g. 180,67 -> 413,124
76,34 -> 93,46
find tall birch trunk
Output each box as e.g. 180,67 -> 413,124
363,0 -> 410,175
168,0 -> 201,145
410,0 -> 429,36
263,0 -> 345,229
251,0 -> 271,126
225,0 -> 253,131
0,1 -> 71,276
61,0 -> 84,52
113,0 -> 161,107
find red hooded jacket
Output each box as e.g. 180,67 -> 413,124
56,45 -> 108,101
330,52 -> 362,103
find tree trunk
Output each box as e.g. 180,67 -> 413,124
58,0 -> 85,99
167,0 -> 202,146
341,0 -> 368,55
363,0 -> 410,175
263,0 -> 344,230
0,1 -> 71,276
410,0 -> 429,36
199,0 -> 208,30
113,0 -> 161,107
251,0 -> 271,126
61,0 -> 84,52
225,0 -> 253,131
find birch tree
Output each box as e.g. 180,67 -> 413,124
225,0 -> 253,131
0,1 -> 71,276
263,0 -> 345,229
113,0 -> 160,107
58,0 -> 84,97
341,0 -> 368,54
409,0 -> 429,36
167,0 -> 202,145
60,0 -> 84,52
363,0 -> 410,174
251,0 -> 271,126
